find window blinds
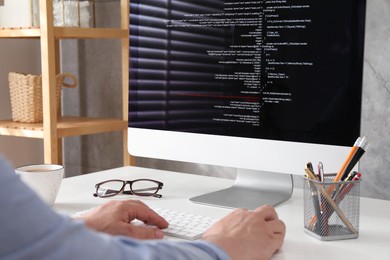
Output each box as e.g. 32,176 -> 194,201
129,0 -> 229,133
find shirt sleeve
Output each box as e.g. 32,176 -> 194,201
0,156 -> 229,260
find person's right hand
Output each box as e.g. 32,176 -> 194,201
202,205 -> 285,260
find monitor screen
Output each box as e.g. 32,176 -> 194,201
128,0 -> 366,209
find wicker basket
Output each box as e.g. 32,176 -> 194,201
8,72 -> 77,123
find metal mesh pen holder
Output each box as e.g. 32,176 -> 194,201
303,175 -> 360,241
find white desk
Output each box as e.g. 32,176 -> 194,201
54,166 -> 390,260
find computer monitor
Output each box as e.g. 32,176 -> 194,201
128,0 -> 366,209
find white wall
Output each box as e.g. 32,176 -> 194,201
0,0 -> 34,28
0,39 -> 43,167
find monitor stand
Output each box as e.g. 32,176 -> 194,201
190,169 -> 293,210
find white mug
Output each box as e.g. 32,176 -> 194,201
15,164 -> 64,206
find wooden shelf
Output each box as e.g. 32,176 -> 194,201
0,117 -> 127,138
0,0 -> 130,165
0,27 -> 127,39
0,28 -> 41,38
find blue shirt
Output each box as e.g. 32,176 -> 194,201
0,157 -> 229,260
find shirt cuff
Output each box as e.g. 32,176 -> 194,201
190,240 -> 230,260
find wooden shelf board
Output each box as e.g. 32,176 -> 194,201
0,117 -> 128,139
0,28 -> 41,38
58,117 -> 128,137
54,27 -> 127,39
0,27 -> 127,39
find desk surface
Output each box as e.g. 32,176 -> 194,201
54,166 -> 390,260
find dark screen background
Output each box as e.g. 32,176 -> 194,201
129,0 -> 366,146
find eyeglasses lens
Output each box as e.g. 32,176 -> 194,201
96,180 -> 124,197
132,180 -> 159,196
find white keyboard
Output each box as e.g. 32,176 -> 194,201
134,207 -> 218,240
74,206 -> 218,240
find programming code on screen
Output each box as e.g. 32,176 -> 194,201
129,0 -> 366,146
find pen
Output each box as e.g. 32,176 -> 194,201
332,171 -> 353,199
317,161 -> 328,235
318,162 -> 324,182
335,173 -> 362,204
345,172 -> 354,181
306,162 -> 318,181
305,165 -> 322,233
306,162 -> 314,172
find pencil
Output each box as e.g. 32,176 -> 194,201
326,137 -> 361,196
334,137 -> 361,182
341,136 -> 368,180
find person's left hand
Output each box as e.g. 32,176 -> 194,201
75,200 -> 168,239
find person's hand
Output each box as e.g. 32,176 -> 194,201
202,205 -> 285,260
75,200 -> 168,239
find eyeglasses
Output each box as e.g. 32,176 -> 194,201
93,179 -> 163,198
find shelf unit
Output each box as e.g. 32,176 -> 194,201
0,0 -> 130,165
